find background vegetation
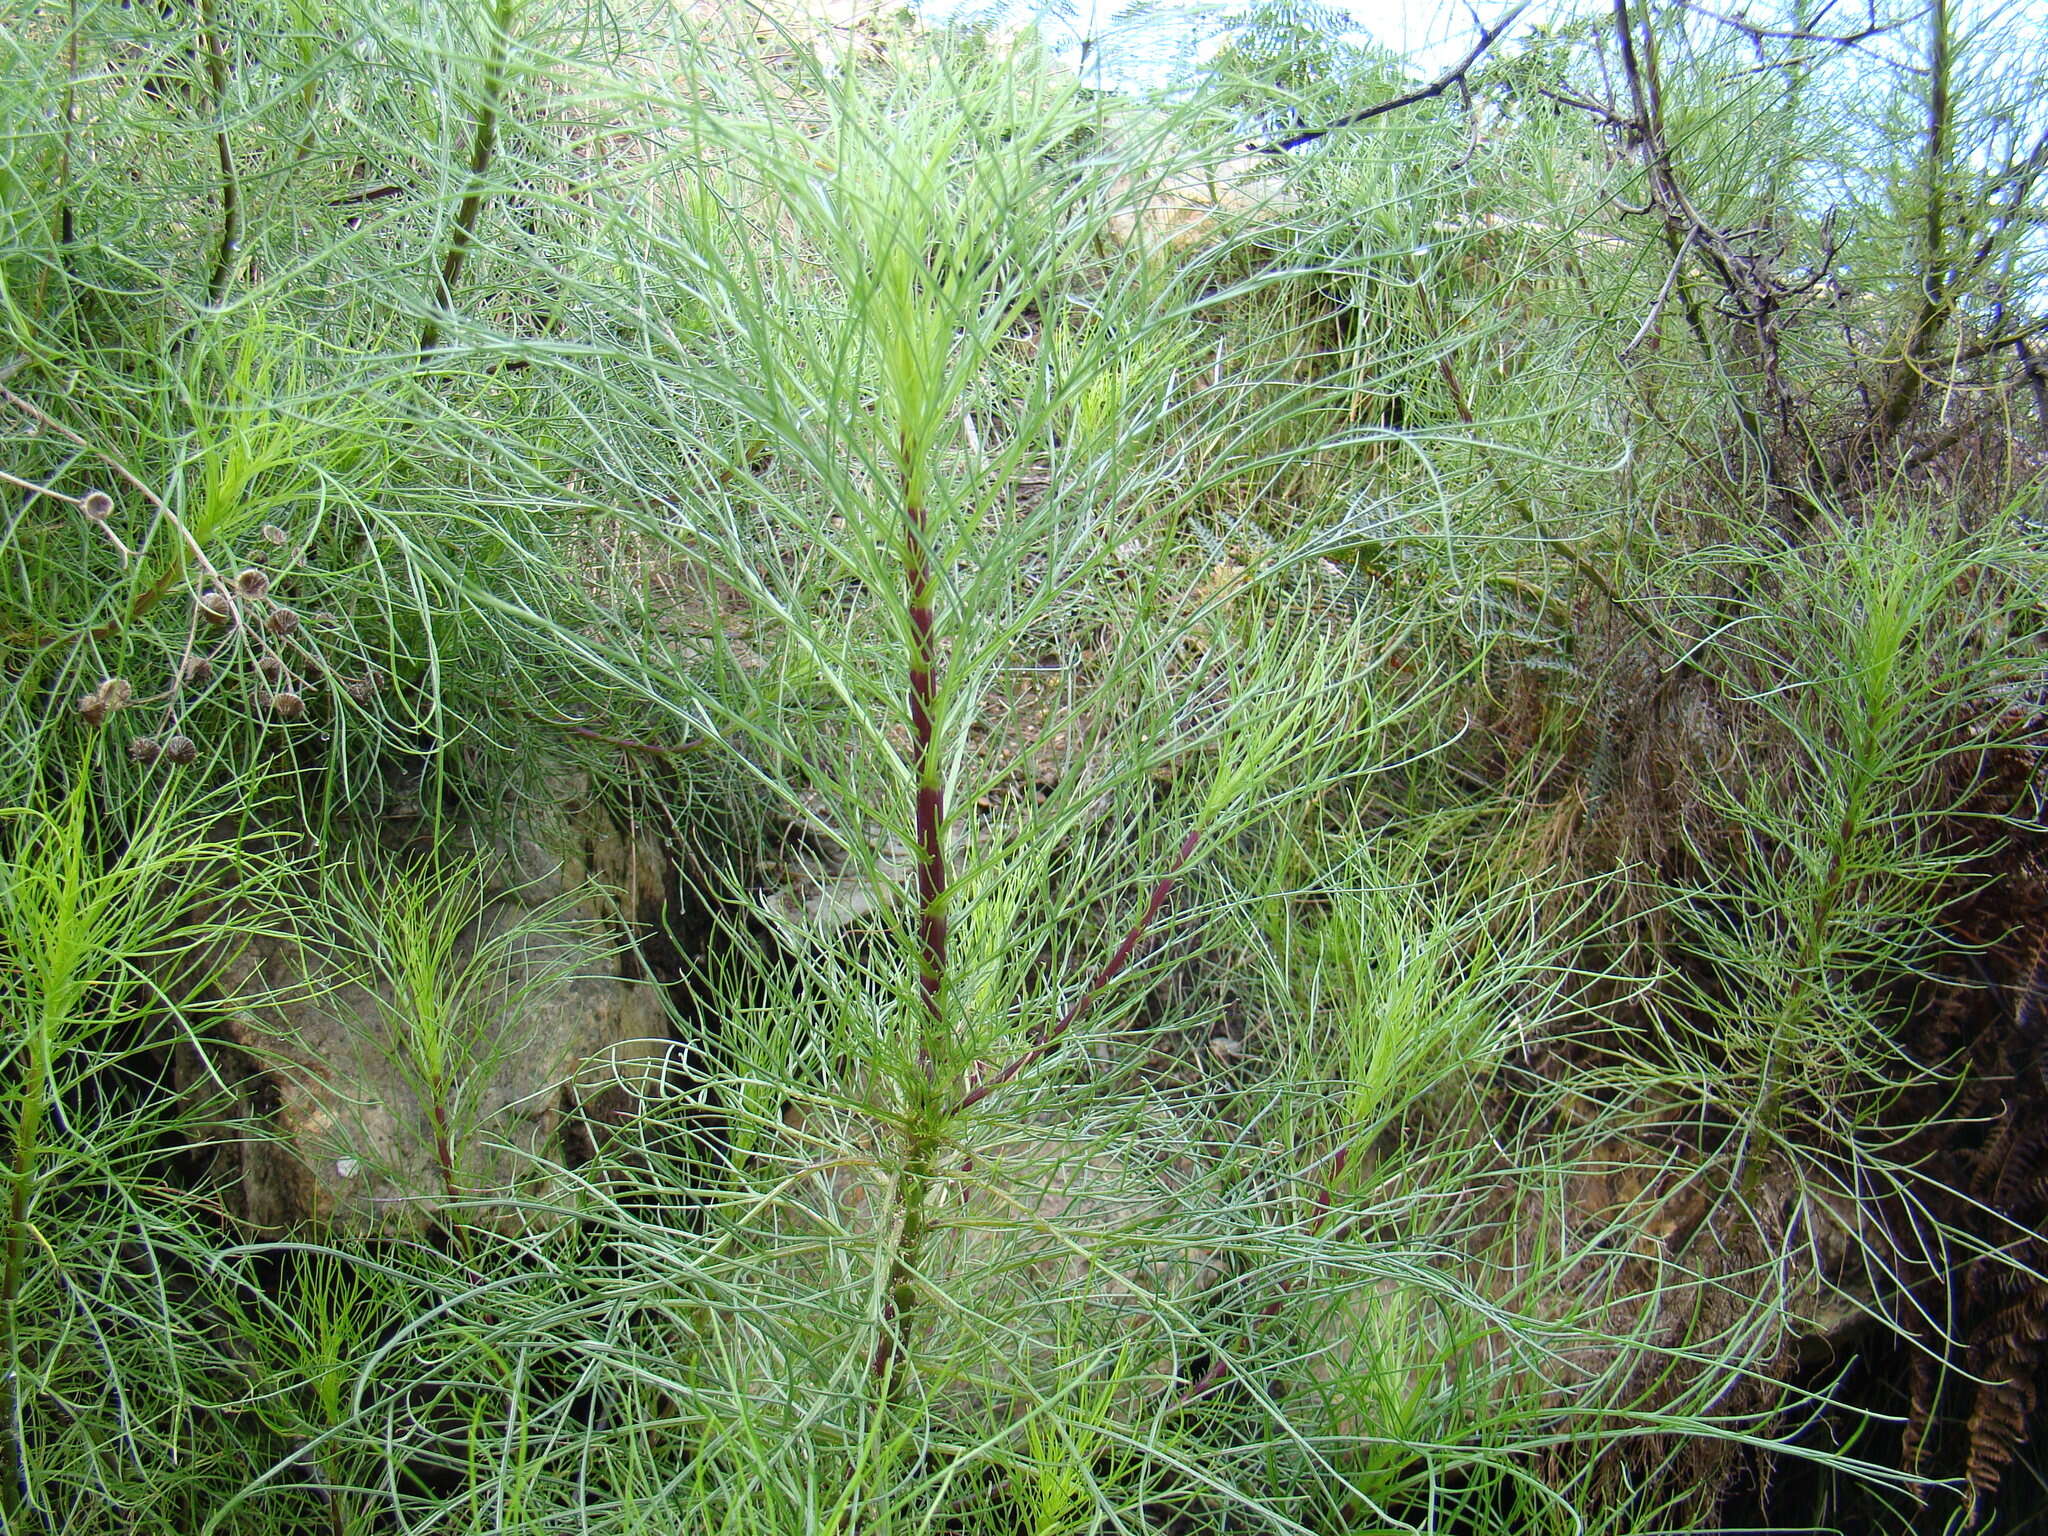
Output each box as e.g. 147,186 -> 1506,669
1,0 -> 2044,1528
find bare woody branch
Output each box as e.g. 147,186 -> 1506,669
1680,0 -> 1899,52
1254,1 -> 1532,154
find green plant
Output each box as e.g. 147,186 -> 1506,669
589,42 -> 1390,1396
1665,506 -> 2034,1172
319,846 -> 623,1245
0,751 -> 283,1526
0,0 -> 2042,1526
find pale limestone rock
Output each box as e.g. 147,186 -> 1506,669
179,784 -> 673,1233
1104,152 -> 1291,256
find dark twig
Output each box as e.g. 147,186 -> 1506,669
331,183 -> 411,207
1255,2 -> 1531,154
522,711 -> 713,757
1935,317 -> 2048,369
2013,336 -> 2048,446
57,0 -> 77,250
1680,0 -> 1896,51
1610,0 -> 1817,492
1537,85 -> 1634,133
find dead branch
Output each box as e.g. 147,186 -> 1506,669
1255,1 -> 1532,154
2017,336 -> 2048,445
1679,0 -> 1898,52
1538,84 -> 1635,133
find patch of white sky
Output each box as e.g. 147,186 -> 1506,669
916,0 -> 2045,117
920,0 -> 2046,275
915,0 -> 1582,89
912,0 -> 2047,304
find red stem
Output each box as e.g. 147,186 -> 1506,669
953,826 -> 1201,1116
897,435 -> 949,1079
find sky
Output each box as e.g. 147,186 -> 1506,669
914,0 -> 1575,87
916,0 -> 2048,105
912,0 -> 2048,308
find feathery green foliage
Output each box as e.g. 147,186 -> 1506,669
0,0 -> 2044,1529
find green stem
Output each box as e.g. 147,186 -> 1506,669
419,0 -> 518,356
1745,760 -> 1876,1193
1,1005 -> 52,1525
198,0 -> 241,308
871,1132 -> 938,1380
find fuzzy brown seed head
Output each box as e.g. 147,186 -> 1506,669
270,690 -> 305,720
162,735 -> 197,765
180,655 -> 214,685
77,676 -> 133,724
196,590 -> 233,626
81,490 -> 114,522
260,524 -> 287,545
344,672 -> 379,704
257,652 -> 285,683
265,607 -> 299,637
234,568 -> 270,599
129,736 -> 162,764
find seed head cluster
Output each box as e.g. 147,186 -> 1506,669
88,525 -> 365,769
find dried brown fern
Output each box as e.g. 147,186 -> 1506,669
1886,744 -> 2048,1522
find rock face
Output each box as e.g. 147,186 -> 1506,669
179,782 -> 674,1234
1104,153 -> 1291,256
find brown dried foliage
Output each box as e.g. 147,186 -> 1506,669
1882,734 -> 2048,1518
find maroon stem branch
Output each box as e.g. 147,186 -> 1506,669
903,438 -> 948,1079
952,826 -> 1201,1116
